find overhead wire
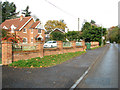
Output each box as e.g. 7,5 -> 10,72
44,0 -> 77,19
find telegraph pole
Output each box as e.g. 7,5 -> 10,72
78,18 -> 79,31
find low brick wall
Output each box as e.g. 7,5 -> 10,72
2,41 -> 85,65
43,48 -> 60,56
13,45 -> 85,61
90,42 -> 99,48
13,50 -> 41,61
43,46 -> 84,56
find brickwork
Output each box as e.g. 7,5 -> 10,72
2,41 -> 12,65
81,40 -> 86,49
13,51 -> 41,61
1,16 -> 45,44
57,41 -> 63,54
2,40 -> 93,65
71,41 -> 76,52
43,48 -> 60,56
90,42 -> 99,48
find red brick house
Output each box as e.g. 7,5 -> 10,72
0,15 -> 45,44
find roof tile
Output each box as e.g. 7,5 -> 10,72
0,16 -> 32,30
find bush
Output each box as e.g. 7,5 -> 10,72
50,31 -> 65,41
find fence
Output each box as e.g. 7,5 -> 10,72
2,40 -> 99,65
12,43 -> 39,51
63,42 -> 72,47
76,42 -> 82,46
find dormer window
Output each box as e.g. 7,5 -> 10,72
3,26 -> 8,29
11,24 -> 16,33
11,29 -> 14,33
23,28 -> 27,33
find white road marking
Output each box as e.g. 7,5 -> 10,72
70,45 -> 109,90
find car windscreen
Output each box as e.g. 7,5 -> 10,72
46,41 -> 53,43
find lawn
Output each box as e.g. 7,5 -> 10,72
9,51 -> 86,68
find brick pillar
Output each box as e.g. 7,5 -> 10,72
97,42 -> 99,47
71,41 -> 76,52
2,41 -> 13,65
81,40 -> 86,50
57,41 -> 63,54
90,42 -> 93,48
38,42 -> 44,58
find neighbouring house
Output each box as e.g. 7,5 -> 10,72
0,15 -> 45,44
45,28 -> 66,40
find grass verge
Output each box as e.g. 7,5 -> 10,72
0,58 -> 1,64
91,46 -> 101,50
9,51 -> 86,68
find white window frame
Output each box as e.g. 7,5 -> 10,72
31,29 -> 33,34
31,37 -> 33,43
23,37 -> 27,44
3,26 -> 8,29
38,29 -> 42,34
11,28 -> 14,33
23,28 -> 27,33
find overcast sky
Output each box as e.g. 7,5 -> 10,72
2,0 -> 119,31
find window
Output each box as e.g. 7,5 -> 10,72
31,29 -> 33,33
11,29 -> 14,33
53,41 -> 56,43
31,38 -> 33,43
38,29 -> 41,33
23,38 -> 27,43
23,28 -> 27,33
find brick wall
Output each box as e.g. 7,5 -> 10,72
2,41 -> 12,65
2,40 -> 85,65
90,42 -> 99,48
13,50 -> 41,61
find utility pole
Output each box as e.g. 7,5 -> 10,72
78,18 -> 79,31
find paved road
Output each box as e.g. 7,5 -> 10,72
2,45 -> 109,88
0,66 -> 1,90
76,44 -> 118,88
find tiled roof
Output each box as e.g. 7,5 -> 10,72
30,21 -> 40,29
49,28 -> 65,35
0,16 -> 32,30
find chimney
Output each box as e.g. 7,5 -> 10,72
20,15 -> 24,21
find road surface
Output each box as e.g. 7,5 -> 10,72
2,44 -> 109,88
76,44 -> 118,88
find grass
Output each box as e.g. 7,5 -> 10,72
91,46 -> 101,50
0,48 -> 1,64
0,58 -> 1,64
9,51 -> 86,68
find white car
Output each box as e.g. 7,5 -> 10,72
44,41 -> 57,48
106,41 -> 110,44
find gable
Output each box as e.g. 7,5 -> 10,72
3,26 -> 8,29
1,16 -> 32,31
49,28 -> 65,35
